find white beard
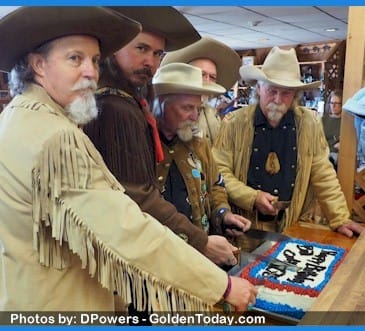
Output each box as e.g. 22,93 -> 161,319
64,80 -> 98,125
266,102 -> 288,125
176,120 -> 201,142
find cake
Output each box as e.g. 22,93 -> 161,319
240,238 -> 347,320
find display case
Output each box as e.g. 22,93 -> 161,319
0,71 -> 10,111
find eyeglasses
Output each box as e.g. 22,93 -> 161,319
330,102 -> 342,105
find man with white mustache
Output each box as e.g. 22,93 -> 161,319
153,63 -> 252,254
0,7 -> 258,312
213,46 -> 363,252
64,80 -> 98,124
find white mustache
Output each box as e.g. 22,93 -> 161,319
71,80 -> 97,92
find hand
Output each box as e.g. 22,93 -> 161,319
336,221 -> 364,238
225,277 -> 258,312
223,212 -> 251,237
254,191 -> 277,216
203,235 -> 238,266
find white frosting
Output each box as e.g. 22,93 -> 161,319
255,241 -> 337,288
257,286 -> 314,311
250,240 -> 341,314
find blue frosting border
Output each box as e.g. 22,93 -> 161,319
249,239 -> 346,318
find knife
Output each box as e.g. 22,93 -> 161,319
227,248 -> 301,276
246,252 -> 302,272
244,229 -> 291,242
225,227 -> 291,242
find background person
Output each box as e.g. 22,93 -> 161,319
322,89 -> 343,170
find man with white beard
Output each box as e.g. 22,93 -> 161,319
152,63 -> 251,249
0,7 -> 258,312
212,46 -> 363,252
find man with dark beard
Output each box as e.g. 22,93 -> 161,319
84,7 -> 241,267
212,46 -> 363,252
152,63 -> 252,243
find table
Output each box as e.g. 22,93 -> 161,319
225,222 -> 360,325
298,224 -> 365,325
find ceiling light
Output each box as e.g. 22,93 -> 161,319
325,28 -> 338,32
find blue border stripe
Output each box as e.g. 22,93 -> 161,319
0,1 -> 364,5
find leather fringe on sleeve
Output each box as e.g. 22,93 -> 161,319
31,129 -> 210,312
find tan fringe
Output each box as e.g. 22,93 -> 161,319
284,107 -> 321,229
32,129 -> 210,312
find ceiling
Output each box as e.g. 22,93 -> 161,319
174,6 -> 349,51
0,6 -> 349,52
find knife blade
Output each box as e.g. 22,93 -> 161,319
244,229 -> 291,242
227,248 -> 301,275
246,252 -> 302,272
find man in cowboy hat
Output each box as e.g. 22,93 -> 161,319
84,7 -> 240,267
0,6 -> 257,312
161,37 -> 241,146
212,46 -> 363,252
152,63 -> 251,249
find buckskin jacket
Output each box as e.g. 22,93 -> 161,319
212,104 -> 351,231
0,84 -> 227,311
157,136 -> 230,235
198,104 -> 221,147
84,68 -> 208,252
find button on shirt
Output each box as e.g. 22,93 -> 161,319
247,106 -> 297,202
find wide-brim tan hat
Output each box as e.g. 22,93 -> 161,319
0,6 -> 142,72
240,46 -> 321,90
108,6 -> 201,51
152,63 -> 226,96
161,37 -> 241,90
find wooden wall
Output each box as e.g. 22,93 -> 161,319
337,6 -> 365,212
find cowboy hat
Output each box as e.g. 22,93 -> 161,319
161,37 -> 241,90
108,7 -> 200,51
0,7 -> 141,72
152,63 -> 226,96
240,46 -> 321,90
343,87 -> 365,117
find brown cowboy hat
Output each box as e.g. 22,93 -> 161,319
153,63 -> 226,97
240,46 -> 321,90
0,6 -> 142,72
161,37 -> 241,90
108,7 -> 201,51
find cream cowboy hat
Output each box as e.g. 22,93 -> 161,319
152,63 -> 226,96
240,46 -> 321,90
0,7 -> 141,72
108,7 -> 200,51
161,37 -> 241,90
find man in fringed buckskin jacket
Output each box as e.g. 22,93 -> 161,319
0,6 -> 257,312
212,46 -> 363,252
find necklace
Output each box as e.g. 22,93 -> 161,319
265,152 -> 281,175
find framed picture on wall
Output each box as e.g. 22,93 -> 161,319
241,56 -> 255,66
